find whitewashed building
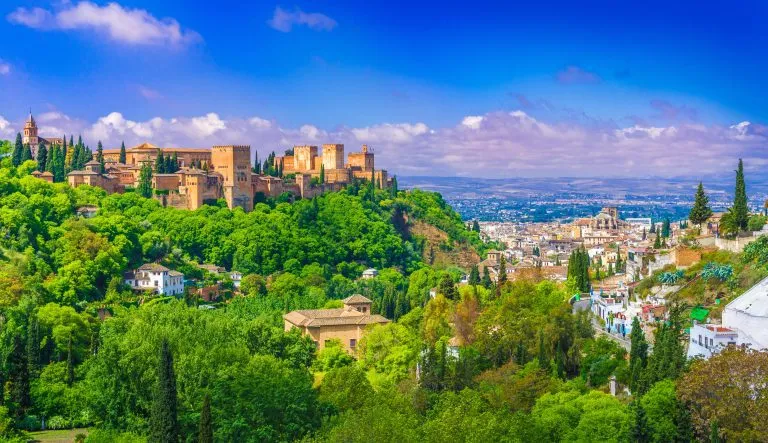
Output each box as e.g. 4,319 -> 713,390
124,263 -> 185,296
687,323 -> 739,359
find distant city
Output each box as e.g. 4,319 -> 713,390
399,175 -> 768,223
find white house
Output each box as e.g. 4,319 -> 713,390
722,276 -> 768,351
592,294 -> 625,328
124,263 -> 185,296
361,268 -> 379,279
230,271 -> 243,289
687,323 -> 739,359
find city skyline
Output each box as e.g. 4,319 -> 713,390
1,0 -> 767,178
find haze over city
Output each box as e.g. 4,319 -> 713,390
2,1 -> 767,178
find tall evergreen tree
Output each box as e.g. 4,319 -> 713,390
139,163 -> 154,198
155,150 -> 165,173
468,265 -> 480,286
35,143 -> 48,171
9,335 -> 30,417
472,220 -> 481,232
481,266 -> 492,289
119,140 -> 127,164
628,316 -> 648,393
12,132 -> 23,166
498,254 -> 508,284
199,394 -> 213,443
732,158 -> 749,231
45,145 -> 56,174
21,143 -> 33,162
391,175 -> 398,197
537,330 -> 550,373
653,233 -> 662,249
629,401 -> 650,443
661,219 -> 671,238
649,221 -> 656,234
319,163 -> 325,183
171,152 -> 179,172
164,155 -> 173,174
53,146 -> 66,182
96,140 -> 105,173
150,340 -> 179,443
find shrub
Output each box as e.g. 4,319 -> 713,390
46,415 -> 71,430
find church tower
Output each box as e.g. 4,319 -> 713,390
23,110 -> 39,157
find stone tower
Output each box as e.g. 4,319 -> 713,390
211,145 -> 253,211
293,145 -> 318,172
322,144 -> 345,171
23,110 -> 39,157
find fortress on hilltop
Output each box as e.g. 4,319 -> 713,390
24,110 -> 390,212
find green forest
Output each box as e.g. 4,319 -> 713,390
0,145 -> 765,442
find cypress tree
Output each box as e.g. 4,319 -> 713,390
164,155 -> 173,174
12,132 -> 23,166
629,401 -> 650,443
481,266 -> 492,289
66,335 -> 75,386
649,222 -> 656,234
468,265 -> 480,286
21,143 -> 32,162
391,175 -> 398,197
9,335 -> 30,417
537,330 -> 550,373
661,219 -> 671,238
155,150 -> 165,173
45,145 -> 56,174
35,143 -> 48,171
119,141 -> 127,164
472,220 -> 481,232
69,135 -> 74,149
319,163 -> 325,183
653,233 -> 662,249
199,394 -> 213,443
139,163 -> 154,198
96,141 -> 105,173
498,254 -> 508,284
150,340 -> 179,443
54,146 -> 66,182
689,183 -> 713,226
171,152 -> 179,172
628,316 -> 648,393
733,158 -> 749,231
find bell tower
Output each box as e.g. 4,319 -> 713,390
23,110 -> 39,155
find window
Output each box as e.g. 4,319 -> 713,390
350,339 -> 357,350
154,281 -> 158,287
698,335 -> 702,346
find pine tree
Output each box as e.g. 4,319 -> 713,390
628,316 -> 648,393
12,132 -> 23,166
139,163 -> 154,198
733,158 -> 749,231
21,143 -> 32,162
35,143 -> 48,171
119,141 -> 127,164
198,394 -> 213,443
150,340 -> 179,443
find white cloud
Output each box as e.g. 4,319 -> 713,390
461,116 -> 484,129
267,6 -> 337,32
0,116 -> 13,137
8,109 -> 767,179
351,122 -> 429,143
8,2 -> 201,47
0,59 -> 10,75
249,117 -> 272,129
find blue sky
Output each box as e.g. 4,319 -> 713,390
1,1 -> 767,177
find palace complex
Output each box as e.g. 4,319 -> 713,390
25,113 -> 388,212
